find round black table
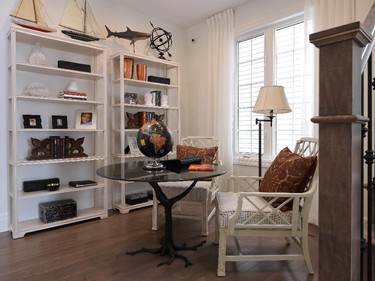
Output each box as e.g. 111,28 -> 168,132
97,161 -> 227,267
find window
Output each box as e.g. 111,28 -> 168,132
235,19 -> 313,161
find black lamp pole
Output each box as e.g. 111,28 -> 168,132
255,112 -> 275,177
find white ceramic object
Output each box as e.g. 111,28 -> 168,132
67,80 -> 79,92
28,43 -> 48,66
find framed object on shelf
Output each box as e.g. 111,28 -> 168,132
128,136 -> 142,155
52,115 -> 68,129
23,114 -> 42,129
76,110 -> 97,129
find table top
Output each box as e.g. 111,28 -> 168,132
96,161 -> 227,183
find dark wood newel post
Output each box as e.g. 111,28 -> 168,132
310,22 -> 371,281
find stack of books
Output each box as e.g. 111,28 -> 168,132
58,91 -> 87,100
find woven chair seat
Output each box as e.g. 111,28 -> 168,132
216,191 -> 299,230
159,181 -> 211,202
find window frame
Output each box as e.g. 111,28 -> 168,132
234,15 -> 308,165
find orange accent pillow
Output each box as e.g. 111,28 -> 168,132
259,147 -> 317,209
176,145 -> 218,164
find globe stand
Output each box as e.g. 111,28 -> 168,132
143,158 -> 165,170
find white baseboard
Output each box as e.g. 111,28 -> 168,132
0,212 -> 9,232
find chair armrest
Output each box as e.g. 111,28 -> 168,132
229,175 -> 262,192
224,190 -> 315,234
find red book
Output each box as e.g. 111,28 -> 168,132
188,164 -> 214,172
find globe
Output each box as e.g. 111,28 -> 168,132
136,120 -> 173,169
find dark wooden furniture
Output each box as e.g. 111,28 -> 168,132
97,161 -> 226,267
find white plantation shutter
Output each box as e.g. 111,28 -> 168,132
236,20 -> 310,157
237,34 -> 264,154
275,22 -> 306,152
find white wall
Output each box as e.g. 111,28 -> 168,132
0,0 -> 187,232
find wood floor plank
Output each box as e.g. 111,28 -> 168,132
0,207 -> 320,281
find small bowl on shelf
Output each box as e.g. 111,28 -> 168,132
125,92 -> 138,104
46,183 -> 60,191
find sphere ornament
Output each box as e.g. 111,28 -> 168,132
149,22 -> 172,60
137,120 -> 174,170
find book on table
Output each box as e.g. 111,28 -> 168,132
187,164 -> 214,172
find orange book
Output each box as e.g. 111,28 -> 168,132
188,164 -> 214,172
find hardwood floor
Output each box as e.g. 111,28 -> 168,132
0,207 -> 319,281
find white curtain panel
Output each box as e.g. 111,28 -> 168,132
305,0 -> 356,225
309,0 -> 356,32
207,9 -> 234,190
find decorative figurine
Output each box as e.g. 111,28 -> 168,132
149,22 -> 172,59
105,25 -> 150,53
10,0 -> 56,33
29,43 -> 48,66
144,92 -> 153,106
67,81 -> 79,92
60,0 -> 104,42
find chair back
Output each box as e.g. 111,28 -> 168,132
181,136 -> 221,201
181,136 -> 221,165
293,137 -> 319,157
294,138 -> 319,193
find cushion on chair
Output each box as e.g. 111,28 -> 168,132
159,181 -> 211,201
259,147 -> 317,209
216,191 -> 297,229
176,145 -> 218,163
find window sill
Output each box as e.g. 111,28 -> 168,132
233,155 -> 273,168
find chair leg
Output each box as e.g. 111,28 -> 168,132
201,202 -> 209,236
217,229 -> 227,277
301,235 -> 314,274
214,203 -> 220,244
152,196 -> 158,231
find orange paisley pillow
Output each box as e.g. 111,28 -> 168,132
259,147 -> 317,209
176,145 -> 218,164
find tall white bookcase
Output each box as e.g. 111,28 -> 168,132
7,25 -> 108,239
110,51 -> 180,213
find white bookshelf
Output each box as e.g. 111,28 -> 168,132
7,25 -> 108,239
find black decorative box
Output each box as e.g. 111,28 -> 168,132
23,178 -> 60,192
147,75 -> 170,85
58,60 -> 91,73
39,199 -> 77,223
126,192 -> 148,205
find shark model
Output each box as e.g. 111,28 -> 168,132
105,25 -> 150,52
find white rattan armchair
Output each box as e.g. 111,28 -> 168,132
214,138 -> 318,276
152,136 -> 222,236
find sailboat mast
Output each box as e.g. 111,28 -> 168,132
32,0 -> 37,23
83,0 -> 87,34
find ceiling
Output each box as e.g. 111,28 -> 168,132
106,0 -> 252,28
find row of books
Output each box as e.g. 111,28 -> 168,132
138,111 -> 158,125
50,136 -> 71,159
58,91 -> 88,100
151,91 -> 162,106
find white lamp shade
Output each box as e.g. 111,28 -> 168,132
253,85 -> 291,114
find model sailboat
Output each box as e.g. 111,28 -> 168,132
60,0 -> 104,42
10,0 -> 56,33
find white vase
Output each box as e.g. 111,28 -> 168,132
161,93 -> 168,107
29,43 -> 48,66
144,92 -> 153,106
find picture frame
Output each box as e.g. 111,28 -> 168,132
75,110 -> 96,129
52,115 -> 68,129
127,136 -> 142,155
23,114 -> 42,129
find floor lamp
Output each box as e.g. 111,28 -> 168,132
253,86 -> 292,177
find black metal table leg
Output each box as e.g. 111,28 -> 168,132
126,180 -> 206,267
